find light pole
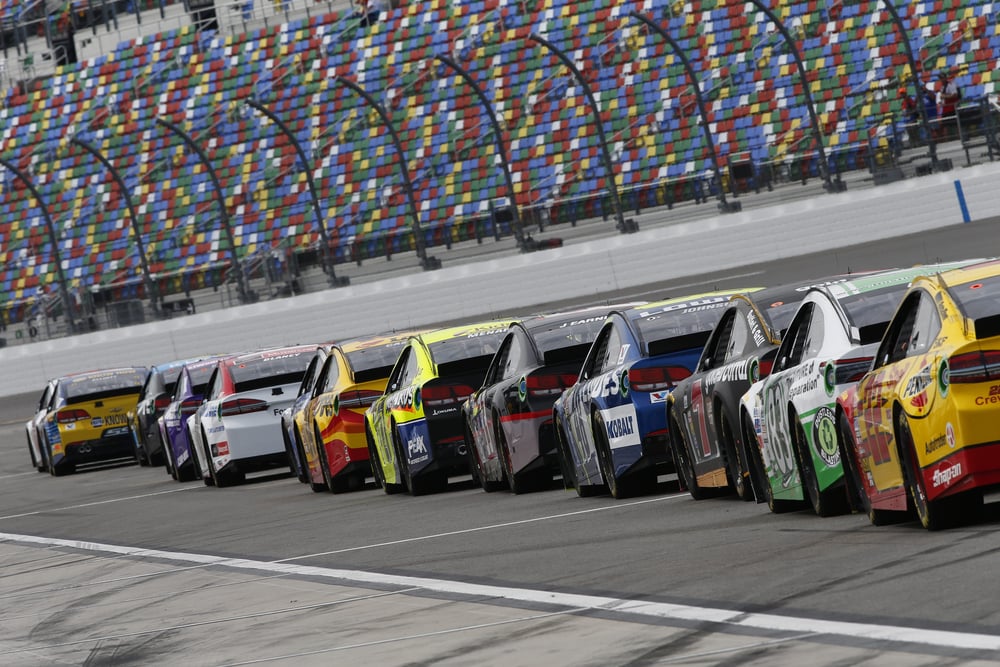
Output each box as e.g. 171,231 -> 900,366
529,33 -> 636,233
155,116 -> 253,303
70,136 -> 161,314
0,157 -> 77,333
435,54 -> 532,249
332,75 -> 440,270
245,98 -> 350,286
629,11 -> 740,213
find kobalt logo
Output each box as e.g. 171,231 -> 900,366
606,415 -> 635,439
932,463 -> 962,488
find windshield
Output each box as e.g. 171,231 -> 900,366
530,315 -> 607,354
63,368 -> 145,402
428,328 -> 508,365
230,350 -> 312,392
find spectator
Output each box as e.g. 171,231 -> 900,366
939,71 -> 961,138
900,87 -> 919,145
922,81 -> 939,139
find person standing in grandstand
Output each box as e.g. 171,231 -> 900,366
939,71 -> 961,138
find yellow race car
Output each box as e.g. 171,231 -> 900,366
41,367 -> 148,476
837,259 -> 1000,529
299,332 -> 420,493
365,321 -> 510,495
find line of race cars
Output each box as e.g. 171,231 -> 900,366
24,258 -> 1000,530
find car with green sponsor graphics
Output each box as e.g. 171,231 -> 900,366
365,321 -> 510,496
739,261 -> 982,515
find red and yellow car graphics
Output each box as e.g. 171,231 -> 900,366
837,260 -> 1000,529
301,332 -> 418,493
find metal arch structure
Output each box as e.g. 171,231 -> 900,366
434,54 -> 531,251
244,98 -> 350,287
528,33 -> 636,234
628,11 -> 741,214
878,0 -> 943,171
331,76 -> 440,271
70,136 -> 161,315
154,117 -> 253,304
0,157 -> 77,334
745,0 -> 842,193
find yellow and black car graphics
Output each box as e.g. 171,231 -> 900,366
43,366 -> 147,476
365,321 -> 510,495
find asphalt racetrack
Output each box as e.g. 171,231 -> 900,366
2,217 -> 1000,665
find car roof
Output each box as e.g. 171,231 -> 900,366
624,290 -> 758,321
416,320 -> 510,345
821,261 -> 989,300
339,330 -> 426,353
223,344 -> 319,366
936,258 -> 1000,286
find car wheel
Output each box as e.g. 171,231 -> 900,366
497,421 -> 528,494
897,414 -> 978,530
49,459 -> 74,476
671,420 -> 708,500
369,426 -> 404,495
793,417 -> 848,517
741,414 -> 792,512
176,432 -> 199,483
837,412 -> 901,526
719,411 -> 753,501
554,417 -> 578,491
592,412 -> 624,498
293,428 -> 311,485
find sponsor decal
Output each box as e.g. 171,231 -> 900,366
620,370 -> 630,398
706,359 -> 752,385
747,311 -> 766,347
558,316 -> 605,328
904,366 -> 932,398
601,404 -> 642,450
946,422 -> 956,449
407,433 -> 429,464
430,407 -> 458,417
649,391 -> 669,404
617,344 -> 631,365
212,441 -> 230,457
103,413 -> 129,426
209,425 -> 225,434
518,376 -> 527,402
813,407 -> 839,467
925,434 -> 948,455
823,362 -> 836,396
387,387 -> 418,412
938,358 -> 950,397
91,417 -> 103,428
975,384 -> 1000,406
637,296 -> 730,319
932,462 -> 962,488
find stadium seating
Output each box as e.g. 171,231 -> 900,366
0,0 -> 997,322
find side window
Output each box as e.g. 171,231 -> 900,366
581,324 -> 614,380
298,357 -> 319,397
701,310 -> 736,371
501,334 -> 524,380
600,326 -> 625,373
723,310 -> 750,363
907,292 -> 941,358
803,303 -> 826,359
316,357 -> 339,395
483,335 -> 513,387
207,368 -> 223,400
878,293 -> 921,367
397,348 -> 420,388
774,304 -> 812,372
386,347 -> 412,393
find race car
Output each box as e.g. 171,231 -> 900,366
131,358 -> 200,466
159,356 -> 231,482
740,262 -> 980,516
194,345 -> 319,487
303,332 -> 420,493
366,321 -> 510,495
554,293 -> 745,498
669,278 -> 847,501
25,380 -> 57,472
463,307 -> 618,494
40,366 -> 147,476
836,260 -> 1000,529
280,346 -> 332,485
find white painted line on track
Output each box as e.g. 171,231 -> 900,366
0,471 -> 38,480
0,486 -> 199,521
275,493 -> 687,561
2,531 -> 999,653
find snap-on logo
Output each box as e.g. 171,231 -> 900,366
932,463 -> 962,488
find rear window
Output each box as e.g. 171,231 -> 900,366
838,285 -> 911,332
949,275 -> 1000,321
230,351 -> 312,392
633,300 -> 730,344
188,364 -> 219,388
63,369 -> 145,403
347,342 -> 407,379
531,315 -> 606,354
429,328 -> 507,365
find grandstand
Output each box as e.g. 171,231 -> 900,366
0,0 -> 997,344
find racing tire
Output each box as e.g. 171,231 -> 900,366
49,459 -> 75,477
368,427 -> 404,495
719,410 -> 753,501
670,421 -> 709,501
28,436 -> 45,473
741,414 -> 797,513
497,421 -> 529,495
313,426 -> 334,493
837,412 -> 901,526
897,414 -> 978,530
164,444 -> 177,480
554,418 -> 579,491
793,417 -> 848,517
176,432 -> 200,483
293,428 -> 311,485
